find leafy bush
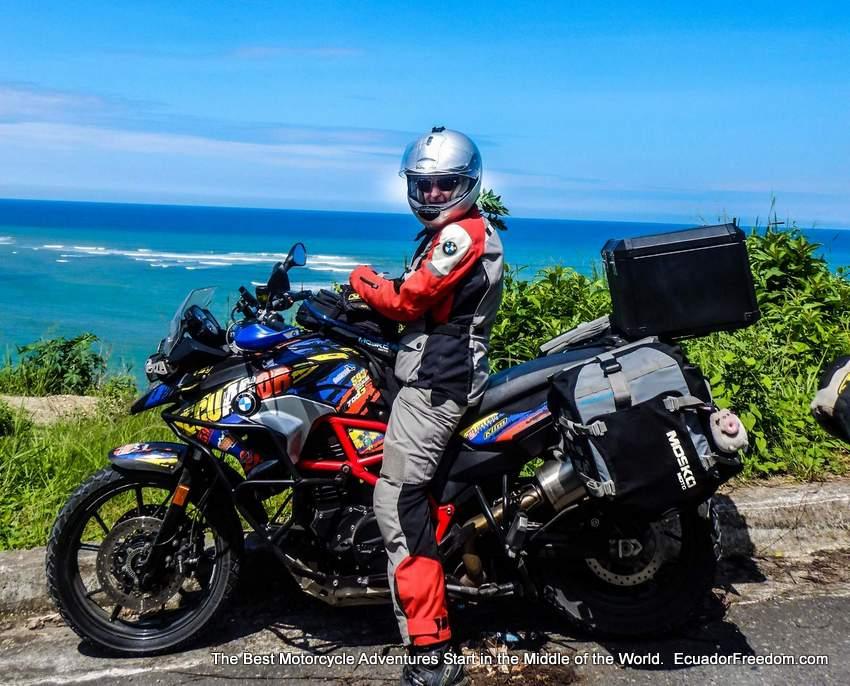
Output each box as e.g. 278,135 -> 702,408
490,227 -> 850,479
0,333 -> 107,396
0,399 -> 16,437
490,265 -> 610,370
0,398 -> 33,439
97,374 -> 138,403
95,374 -> 140,419
685,227 -> 850,477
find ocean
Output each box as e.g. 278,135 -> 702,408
1,198 -> 848,381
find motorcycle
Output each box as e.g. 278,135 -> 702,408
46,242 -> 720,655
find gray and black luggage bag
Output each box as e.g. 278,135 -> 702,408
548,339 -> 743,515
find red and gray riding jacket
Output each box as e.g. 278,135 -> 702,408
349,207 -> 504,406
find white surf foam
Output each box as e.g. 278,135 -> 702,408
36,243 -> 361,274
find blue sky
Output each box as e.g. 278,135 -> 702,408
0,1 -> 848,226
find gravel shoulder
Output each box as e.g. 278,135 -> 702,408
0,394 -> 99,424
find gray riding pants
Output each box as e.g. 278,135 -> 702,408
372,386 -> 466,647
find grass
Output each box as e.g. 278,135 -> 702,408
0,401 -> 171,550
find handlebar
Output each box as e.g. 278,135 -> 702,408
269,289 -> 313,311
232,287 -> 314,328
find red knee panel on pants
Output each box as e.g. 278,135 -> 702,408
394,555 -> 451,646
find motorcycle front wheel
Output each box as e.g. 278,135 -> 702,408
46,467 -> 240,655
533,504 -> 717,638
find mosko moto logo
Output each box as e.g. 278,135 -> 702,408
357,337 -> 392,355
233,392 -> 259,416
667,430 -> 697,490
442,240 -> 458,256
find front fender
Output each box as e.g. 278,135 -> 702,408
108,441 -> 245,553
108,441 -> 187,474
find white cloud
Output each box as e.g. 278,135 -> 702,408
0,121 -> 399,171
0,84 -> 110,119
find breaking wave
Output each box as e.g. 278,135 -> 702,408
36,243 -> 359,273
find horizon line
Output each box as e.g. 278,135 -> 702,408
1,195 -> 848,232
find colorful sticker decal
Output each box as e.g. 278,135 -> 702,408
462,412 -> 503,441
142,384 -> 176,409
110,443 -> 182,470
462,402 -> 551,446
174,339 -> 383,460
113,442 -> 153,456
339,368 -> 379,415
348,429 -> 385,455
254,365 -> 293,400
196,426 -> 263,473
331,364 -> 357,384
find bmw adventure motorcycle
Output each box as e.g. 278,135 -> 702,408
46,243 -> 721,655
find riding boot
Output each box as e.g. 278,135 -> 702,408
401,641 -> 470,686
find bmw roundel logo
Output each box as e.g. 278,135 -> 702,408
443,240 -> 458,256
233,392 -> 259,416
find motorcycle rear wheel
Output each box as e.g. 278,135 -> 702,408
534,505 -> 717,637
46,467 -> 240,655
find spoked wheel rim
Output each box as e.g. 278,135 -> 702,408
64,476 -> 228,643
583,519 -> 674,588
575,511 -> 688,598
537,507 -> 711,613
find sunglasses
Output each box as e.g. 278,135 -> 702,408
414,175 -> 462,193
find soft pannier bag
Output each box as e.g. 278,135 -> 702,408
548,339 -> 743,515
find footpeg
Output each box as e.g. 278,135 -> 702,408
504,511 -> 528,559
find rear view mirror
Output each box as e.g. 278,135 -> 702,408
286,242 -> 307,268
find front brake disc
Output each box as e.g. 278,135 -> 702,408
96,516 -> 185,612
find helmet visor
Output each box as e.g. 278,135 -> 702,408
406,174 -> 473,208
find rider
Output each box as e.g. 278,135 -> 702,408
349,127 -> 504,686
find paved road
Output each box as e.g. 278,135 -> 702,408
2,551 -> 848,685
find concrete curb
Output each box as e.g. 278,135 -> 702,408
1,478 -> 848,617
715,478 -> 850,557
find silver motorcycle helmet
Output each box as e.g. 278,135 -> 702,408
399,126 -> 482,229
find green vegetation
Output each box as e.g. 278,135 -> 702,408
0,399 -> 26,438
686,229 -> 850,478
0,333 -> 136,397
0,408 -> 170,549
490,226 -> 850,480
0,220 -> 848,550
478,188 -> 510,232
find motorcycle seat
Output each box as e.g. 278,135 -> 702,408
478,345 -> 609,415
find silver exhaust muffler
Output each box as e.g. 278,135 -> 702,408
532,458 -> 586,511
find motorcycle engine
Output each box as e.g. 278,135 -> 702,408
306,486 -> 384,570
329,505 -> 384,566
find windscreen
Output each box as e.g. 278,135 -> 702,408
161,287 -> 216,355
